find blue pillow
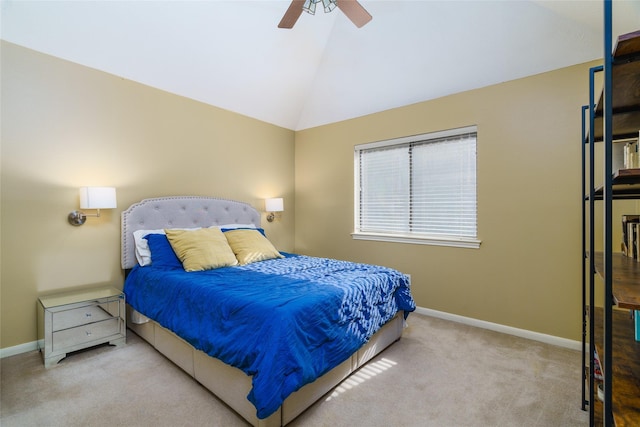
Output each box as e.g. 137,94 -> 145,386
221,227 -> 266,236
145,234 -> 182,269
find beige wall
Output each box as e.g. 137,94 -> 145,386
0,39 -> 608,349
0,42 -> 295,349
294,61 -> 602,341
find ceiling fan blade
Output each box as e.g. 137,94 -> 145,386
278,0 -> 305,29
337,0 -> 372,28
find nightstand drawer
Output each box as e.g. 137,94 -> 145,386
52,303 -> 116,331
38,286 -> 126,367
52,317 -> 120,351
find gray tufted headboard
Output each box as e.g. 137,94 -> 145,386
121,196 -> 261,269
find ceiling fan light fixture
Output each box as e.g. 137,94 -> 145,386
302,0 -> 316,15
303,0 -> 337,15
279,0 -> 370,29
321,0 -> 337,13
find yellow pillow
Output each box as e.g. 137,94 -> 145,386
224,229 -> 284,265
165,228 -> 238,272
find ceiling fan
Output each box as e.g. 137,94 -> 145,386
278,0 -> 372,29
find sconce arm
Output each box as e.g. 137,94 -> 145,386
68,209 -> 103,226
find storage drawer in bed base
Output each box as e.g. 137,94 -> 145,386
127,315 -> 154,344
126,304 -> 403,427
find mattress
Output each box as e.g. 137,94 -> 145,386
124,252 -> 415,419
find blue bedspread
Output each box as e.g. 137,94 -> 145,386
124,253 -> 415,419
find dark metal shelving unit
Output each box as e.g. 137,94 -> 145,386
582,2 -> 640,426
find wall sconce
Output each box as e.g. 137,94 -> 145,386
68,187 -> 117,226
265,198 -> 284,222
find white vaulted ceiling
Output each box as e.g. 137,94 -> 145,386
2,1 -> 639,130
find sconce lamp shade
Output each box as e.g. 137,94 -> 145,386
79,187 -> 117,209
265,198 -> 284,212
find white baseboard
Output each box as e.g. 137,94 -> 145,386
414,306 -> 582,351
1,308 -> 582,358
0,340 -> 39,359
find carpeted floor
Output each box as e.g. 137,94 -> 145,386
0,313 -> 588,426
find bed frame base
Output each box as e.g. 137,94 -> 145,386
127,305 -> 404,426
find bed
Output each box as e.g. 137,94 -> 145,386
121,196 -> 415,426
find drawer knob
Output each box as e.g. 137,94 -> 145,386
86,330 -> 92,336
85,312 -> 92,318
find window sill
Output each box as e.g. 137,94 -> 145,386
351,232 -> 481,249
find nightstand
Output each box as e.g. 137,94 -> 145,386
37,286 -> 126,367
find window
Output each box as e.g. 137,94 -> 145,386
353,126 -> 480,248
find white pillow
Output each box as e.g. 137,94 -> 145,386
133,229 -> 167,266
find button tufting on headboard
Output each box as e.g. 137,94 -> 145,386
121,196 -> 261,270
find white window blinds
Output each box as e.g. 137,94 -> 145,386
355,126 -> 478,246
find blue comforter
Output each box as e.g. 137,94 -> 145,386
124,253 -> 415,419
